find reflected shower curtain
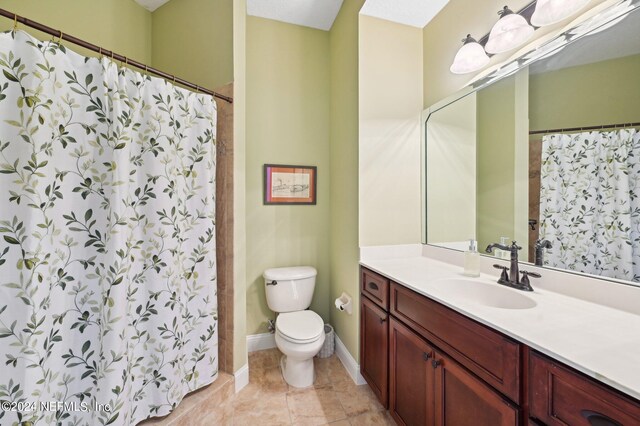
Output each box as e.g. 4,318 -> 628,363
0,31 -> 218,425
539,129 -> 640,282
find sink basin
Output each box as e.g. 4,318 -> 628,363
436,278 -> 537,310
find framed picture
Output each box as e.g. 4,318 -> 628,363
264,164 -> 317,205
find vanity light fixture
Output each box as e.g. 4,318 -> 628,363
531,0 -> 591,27
485,6 -> 535,54
450,34 -> 491,75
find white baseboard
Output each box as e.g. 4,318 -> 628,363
247,332 -> 276,352
234,363 -> 249,393
334,334 -> 367,385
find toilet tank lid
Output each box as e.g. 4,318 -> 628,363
263,266 -> 317,281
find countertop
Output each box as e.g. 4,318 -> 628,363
360,246 -> 640,401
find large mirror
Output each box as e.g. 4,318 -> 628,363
425,0 -> 640,284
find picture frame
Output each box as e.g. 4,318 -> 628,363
263,164 -> 317,205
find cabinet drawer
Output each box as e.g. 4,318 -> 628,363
361,267 -> 389,310
529,351 -> 640,426
390,282 -> 521,404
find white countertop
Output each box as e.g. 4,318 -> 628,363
360,245 -> 640,401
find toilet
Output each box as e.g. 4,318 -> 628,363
264,266 -> 325,388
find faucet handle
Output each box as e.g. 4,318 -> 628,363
493,264 -> 509,283
519,270 -> 540,291
511,241 -> 522,250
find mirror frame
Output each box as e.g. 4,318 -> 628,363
421,0 -> 640,287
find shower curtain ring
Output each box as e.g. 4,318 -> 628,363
13,14 -> 18,31
58,31 -> 64,45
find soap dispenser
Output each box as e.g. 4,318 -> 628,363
463,239 -> 481,277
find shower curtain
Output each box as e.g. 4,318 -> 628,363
539,128 -> 640,282
0,31 -> 218,425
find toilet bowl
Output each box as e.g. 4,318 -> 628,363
275,310 -> 325,388
263,266 -> 324,388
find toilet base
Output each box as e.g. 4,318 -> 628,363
281,355 -> 316,388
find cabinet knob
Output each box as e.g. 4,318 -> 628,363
368,282 -> 379,291
423,352 -> 432,361
431,359 -> 442,368
379,316 -> 386,324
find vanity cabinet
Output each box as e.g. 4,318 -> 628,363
361,266 -> 521,425
529,351 -> 640,426
360,268 -> 390,407
389,317 -> 518,426
360,266 -> 640,426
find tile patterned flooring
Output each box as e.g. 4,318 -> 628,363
241,348 -> 394,425
143,348 -> 394,425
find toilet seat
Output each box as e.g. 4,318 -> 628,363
276,311 -> 324,344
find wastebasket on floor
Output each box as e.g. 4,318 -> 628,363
317,324 -> 335,358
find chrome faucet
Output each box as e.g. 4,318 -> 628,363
485,241 -> 540,291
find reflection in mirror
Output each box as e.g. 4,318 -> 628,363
425,3 -> 640,284
426,92 -> 477,251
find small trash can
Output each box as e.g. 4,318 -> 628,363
317,324 -> 335,358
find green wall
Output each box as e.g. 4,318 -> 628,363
530,54 -> 640,130
329,0 -> 366,360
152,0 -> 233,90
243,2 -> 366,363
245,16 -> 331,335
0,0 -> 152,63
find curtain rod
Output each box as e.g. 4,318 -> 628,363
0,8 -> 233,104
529,122 -> 640,135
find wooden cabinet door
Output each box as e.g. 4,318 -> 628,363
389,317 -> 436,426
360,295 -> 389,407
433,350 -> 519,426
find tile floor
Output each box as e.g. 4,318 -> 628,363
143,348 -> 395,425
239,348 -> 394,425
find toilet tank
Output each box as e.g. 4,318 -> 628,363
264,266 -> 317,313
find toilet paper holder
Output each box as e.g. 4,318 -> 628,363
335,292 -> 352,315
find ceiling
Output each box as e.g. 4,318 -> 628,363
134,0 -> 171,12
134,0 -> 450,30
360,0 -> 449,28
247,0 -> 449,31
247,0 -> 344,31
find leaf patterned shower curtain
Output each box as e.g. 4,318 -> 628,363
0,31 -> 218,425
539,129 -> 640,282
